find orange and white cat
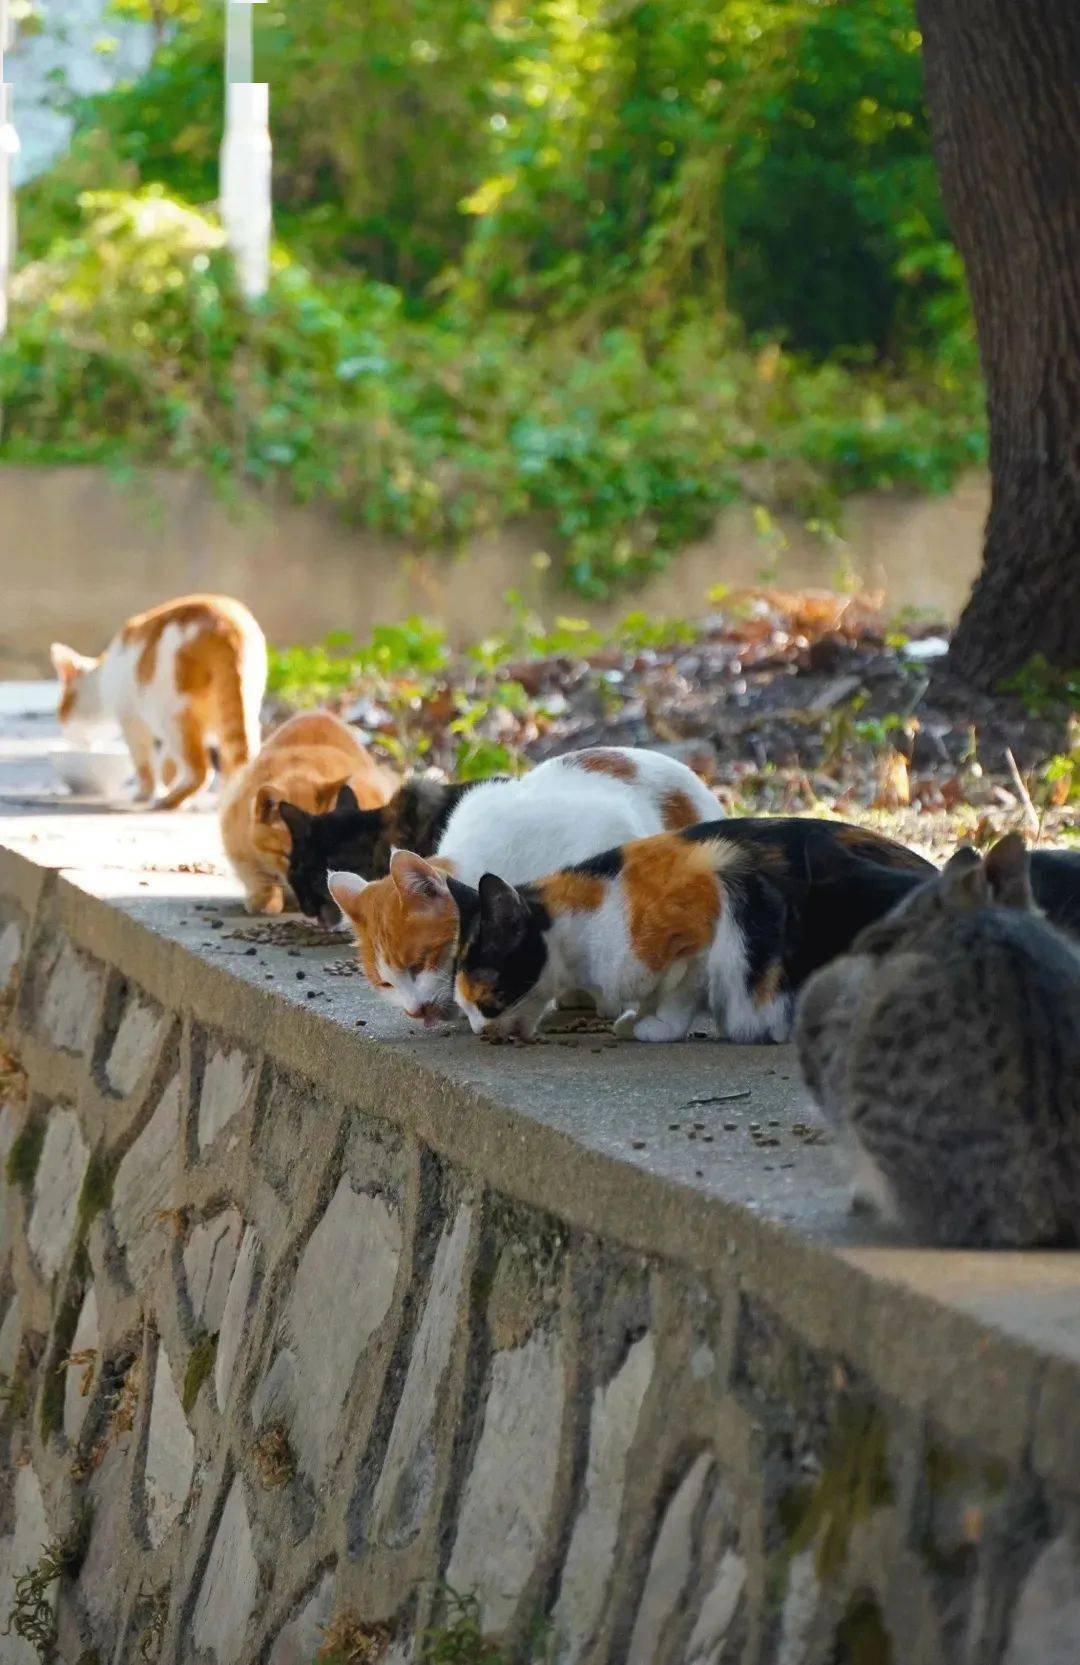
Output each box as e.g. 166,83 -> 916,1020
327,747 -> 719,1024
51,594 -> 267,810
219,710 -> 398,914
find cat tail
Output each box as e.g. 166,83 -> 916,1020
208,633 -> 254,775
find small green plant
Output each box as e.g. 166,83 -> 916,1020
1000,655 -> 1080,718
181,1332 -> 217,1415
418,1590 -> 504,1665
5,1115 -> 45,1192
3,1509 -> 91,1663
418,1588 -> 554,1665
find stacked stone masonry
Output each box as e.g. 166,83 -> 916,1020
1,849 -> 1079,1665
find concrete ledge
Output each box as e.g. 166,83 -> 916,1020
2,798 -> 1080,1665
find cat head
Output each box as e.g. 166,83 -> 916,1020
329,849 -> 459,1024
451,874 -> 549,1034
50,643 -> 105,735
856,833 -> 1035,954
280,784 -> 388,923
248,779 -> 356,916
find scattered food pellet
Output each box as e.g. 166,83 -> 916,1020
632,1139 -> 646,1150
210,919 -> 223,930
245,947 -> 257,957
295,970 -> 306,981
723,1122 -> 737,1131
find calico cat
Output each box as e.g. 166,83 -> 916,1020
283,776 -> 485,923
51,594 -> 267,810
450,817 -> 933,1041
284,744 -> 717,923
327,747 -> 719,1024
219,711 -> 397,915
796,834 -> 1080,1247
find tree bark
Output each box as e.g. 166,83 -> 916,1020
916,0 -> 1080,689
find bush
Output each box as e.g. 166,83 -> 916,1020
0,188 -> 985,598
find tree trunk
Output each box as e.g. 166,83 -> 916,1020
916,0 -> 1080,689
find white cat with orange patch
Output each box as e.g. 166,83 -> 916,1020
327,747 -> 718,1024
51,594 -> 267,810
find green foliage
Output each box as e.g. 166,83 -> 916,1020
5,0 -> 985,594
418,1588 -> 552,1665
2,188 -> 984,598
42,0 -> 969,358
1000,655 -> 1080,719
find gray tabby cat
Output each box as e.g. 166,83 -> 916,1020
796,833 -> 1080,1247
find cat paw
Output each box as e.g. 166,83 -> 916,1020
612,1009 -> 640,1040
246,887 -> 284,916
633,1015 -> 686,1043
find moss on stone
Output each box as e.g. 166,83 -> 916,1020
0,1369 -> 30,1422
75,1149 -> 114,1243
780,1404 -> 894,1583
830,1594 -> 892,1665
5,1114 -> 45,1193
181,1332 -> 217,1416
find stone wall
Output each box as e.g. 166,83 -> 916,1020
1,847 -> 1079,1665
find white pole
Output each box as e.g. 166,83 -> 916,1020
220,0 -> 271,301
0,0 -> 19,340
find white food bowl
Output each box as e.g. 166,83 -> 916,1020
51,746 -> 133,800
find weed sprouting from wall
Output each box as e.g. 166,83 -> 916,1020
2,1508 -> 91,1663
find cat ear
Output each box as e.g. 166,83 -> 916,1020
984,831 -> 1033,910
314,776 -> 350,814
334,782 -> 360,815
446,875 -> 479,931
254,786 -> 282,825
278,800 -> 311,841
390,849 -> 452,905
327,871 -> 369,919
50,643 -> 94,684
477,872 -> 529,941
941,845 -> 988,909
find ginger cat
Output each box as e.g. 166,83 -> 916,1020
219,710 -> 398,915
51,594 -> 267,810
